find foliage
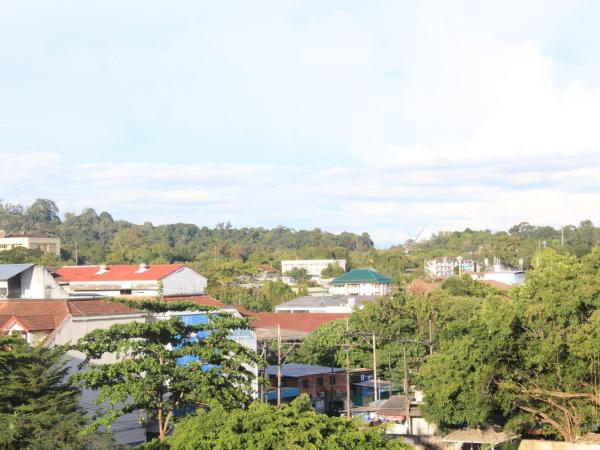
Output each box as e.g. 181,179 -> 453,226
419,249 -> 600,442
441,275 -> 503,297
284,267 -> 310,280
321,263 -> 345,278
166,394 -> 410,450
71,297 -> 260,440
0,336 -> 99,450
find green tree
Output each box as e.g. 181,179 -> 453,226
419,249 -> 600,442
166,394 -> 410,450
284,267 -> 310,280
0,336 -> 93,450
321,263 -> 345,278
72,298 -> 260,441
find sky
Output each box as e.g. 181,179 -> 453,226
2,1 -> 600,247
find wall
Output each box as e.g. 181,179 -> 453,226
519,440 -> 600,450
20,266 -> 68,299
162,267 -> 207,296
329,283 -> 389,296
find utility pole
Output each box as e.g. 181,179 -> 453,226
277,325 -> 282,406
561,226 -> 565,246
345,333 -> 351,418
403,345 -> 411,435
372,332 -> 378,402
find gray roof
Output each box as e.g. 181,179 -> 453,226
0,264 -> 34,281
266,363 -> 345,377
275,295 -> 378,310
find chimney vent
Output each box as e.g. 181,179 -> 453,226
136,263 -> 149,273
96,264 -> 108,275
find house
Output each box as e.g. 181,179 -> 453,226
0,230 -> 61,256
0,264 -> 68,299
425,257 -> 477,279
274,295 -> 378,314
54,264 -> 208,297
353,394 -> 436,440
281,259 -> 346,281
0,294 -> 256,446
328,268 -> 390,296
265,363 -> 347,413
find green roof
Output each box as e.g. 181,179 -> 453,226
330,268 -> 391,285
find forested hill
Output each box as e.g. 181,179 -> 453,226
0,199 -> 373,266
1,198 -> 600,288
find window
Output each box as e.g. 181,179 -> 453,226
301,379 -> 309,389
316,377 -> 323,387
330,375 -> 336,385
120,289 -> 132,295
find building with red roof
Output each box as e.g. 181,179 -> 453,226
245,311 -> 349,341
54,263 -> 207,298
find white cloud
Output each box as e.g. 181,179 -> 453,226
2,2 -> 600,245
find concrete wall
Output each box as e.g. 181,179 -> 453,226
329,283 -> 389,296
162,267 -> 207,296
519,440 -> 600,450
20,265 -> 68,299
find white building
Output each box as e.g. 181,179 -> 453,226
0,230 -> 61,256
424,257 -> 477,279
0,264 -> 68,299
328,268 -> 391,296
54,264 -> 207,297
281,259 -> 346,280
473,270 -> 526,286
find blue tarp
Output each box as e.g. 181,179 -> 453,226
265,387 -> 300,402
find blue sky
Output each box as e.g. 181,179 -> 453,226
2,1 -> 600,246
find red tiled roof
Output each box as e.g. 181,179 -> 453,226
5,315 -> 57,331
68,299 -> 141,317
0,300 -> 70,327
249,312 -> 350,333
54,264 -> 185,282
163,295 -> 224,308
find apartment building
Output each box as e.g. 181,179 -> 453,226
0,230 -> 60,256
281,259 -> 346,280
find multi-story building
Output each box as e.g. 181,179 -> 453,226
281,259 -> 346,280
328,268 -> 390,296
424,257 -> 477,279
265,363 -> 347,413
0,230 -> 60,256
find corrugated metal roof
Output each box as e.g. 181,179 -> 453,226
0,264 -> 34,281
275,295 -> 377,309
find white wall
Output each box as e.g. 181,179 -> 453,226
161,267 -> 207,296
329,283 -> 389,296
20,265 -> 68,299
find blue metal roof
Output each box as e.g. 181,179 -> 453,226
0,264 -> 34,281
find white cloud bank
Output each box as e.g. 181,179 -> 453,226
1,1 -> 600,245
